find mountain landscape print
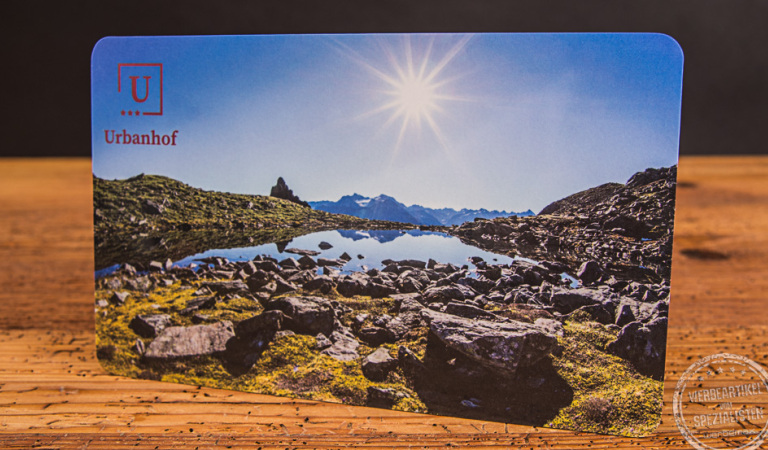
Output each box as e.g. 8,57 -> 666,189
91,33 -> 683,436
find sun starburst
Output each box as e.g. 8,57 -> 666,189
342,35 -> 473,155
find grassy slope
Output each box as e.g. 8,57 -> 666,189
93,174 -> 413,234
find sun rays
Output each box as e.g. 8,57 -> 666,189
339,35 -> 473,156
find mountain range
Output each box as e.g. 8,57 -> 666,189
309,194 -> 533,227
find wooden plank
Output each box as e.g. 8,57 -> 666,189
1,156 -> 767,448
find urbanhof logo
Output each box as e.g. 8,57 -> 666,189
104,63 -> 178,147
117,63 -> 163,117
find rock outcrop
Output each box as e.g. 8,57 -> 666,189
270,177 -> 310,208
422,309 -> 560,375
144,321 -> 235,359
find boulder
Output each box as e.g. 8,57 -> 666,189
392,293 -> 424,312
317,257 -> 345,267
245,270 -> 271,292
315,333 -> 333,350
110,291 -> 130,305
423,284 -> 476,304
144,321 -> 235,359
457,276 -> 494,294
362,347 -> 398,381
142,199 -> 165,215
126,276 -> 152,292
203,281 -> 250,296
522,268 -> 544,286
481,265 -> 503,281
285,248 -> 321,257
397,345 -> 426,378
303,275 -> 336,294
571,303 -> 615,325
386,313 -> 419,340
286,270 -> 315,285
396,273 -> 424,293
607,317 -> 668,380
421,310 -> 559,375
129,314 -> 171,338
235,310 -> 289,337
367,282 -> 398,298
180,296 -> 217,315
534,318 -> 564,337
615,298 -> 656,326
577,260 -> 602,285
253,260 -> 281,273
337,275 -> 369,297
297,255 -> 317,269
433,263 -> 459,274
367,386 -> 407,408
321,327 -> 360,361
318,241 -> 333,250
358,326 -> 395,346
278,257 -> 301,270
272,275 -> 298,295
242,261 -> 258,275
265,296 -> 335,336
397,259 -> 427,269
443,302 -> 500,320
615,302 -> 636,327
548,288 -> 607,314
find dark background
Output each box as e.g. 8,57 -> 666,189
3,0 -> 767,157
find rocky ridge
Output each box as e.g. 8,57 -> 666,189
93,174 -> 422,236
452,166 -> 677,283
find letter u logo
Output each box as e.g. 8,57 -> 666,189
129,76 -> 151,103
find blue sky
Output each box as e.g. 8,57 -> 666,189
92,33 -> 683,212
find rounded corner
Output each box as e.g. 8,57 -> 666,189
653,33 -> 684,62
91,36 -> 117,64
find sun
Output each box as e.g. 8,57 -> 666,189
342,35 -> 473,152
393,74 -> 438,126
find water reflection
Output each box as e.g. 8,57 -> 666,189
173,229 -> 517,273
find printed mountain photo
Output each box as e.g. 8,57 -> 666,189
92,34 -> 683,436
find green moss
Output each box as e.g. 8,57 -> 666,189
95,273 -> 432,412
393,395 -> 428,413
548,315 -> 663,437
252,334 -> 317,372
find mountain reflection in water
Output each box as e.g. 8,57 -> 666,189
172,229 -> 517,274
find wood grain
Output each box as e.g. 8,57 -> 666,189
1,156 -> 767,448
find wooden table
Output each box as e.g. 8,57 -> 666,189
1,156 -> 767,449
